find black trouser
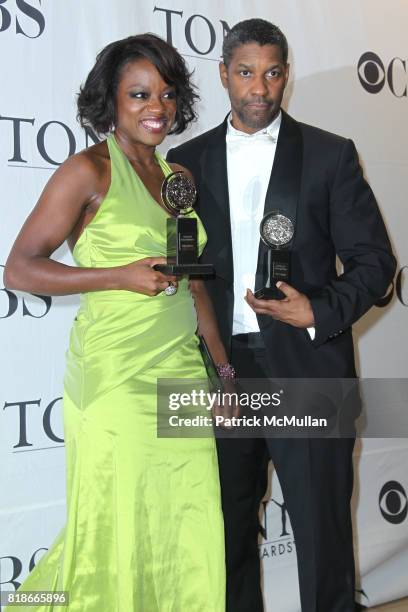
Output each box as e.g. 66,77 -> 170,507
216,333 -> 356,612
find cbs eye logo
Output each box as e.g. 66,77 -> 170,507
358,52 -> 407,97
358,52 -> 385,94
379,481 -> 407,525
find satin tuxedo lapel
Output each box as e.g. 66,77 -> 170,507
200,120 -> 233,281
262,111 -> 303,230
254,112 -> 303,318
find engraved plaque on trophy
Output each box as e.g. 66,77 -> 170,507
254,211 -> 294,300
153,171 -> 214,276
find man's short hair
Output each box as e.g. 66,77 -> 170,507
222,19 -> 288,67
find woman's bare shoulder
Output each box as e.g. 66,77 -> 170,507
38,140 -> 110,204
64,139 -> 110,177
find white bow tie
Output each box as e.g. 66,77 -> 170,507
226,130 -> 277,151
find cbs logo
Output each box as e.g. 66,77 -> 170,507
376,266 -> 408,308
0,0 -> 45,38
379,481 -> 407,524
358,52 -> 407,97
0,548 -> 47,594
1,266 -> 51,318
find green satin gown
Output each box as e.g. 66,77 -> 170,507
9,135 -> 225,611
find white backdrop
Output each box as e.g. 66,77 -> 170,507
1,2 -> 407,610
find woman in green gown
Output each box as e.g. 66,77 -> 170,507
4,34 -> 228,611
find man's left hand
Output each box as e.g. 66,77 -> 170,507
245,282 -> 315,328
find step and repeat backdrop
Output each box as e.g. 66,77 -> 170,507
1,1 -> 407,610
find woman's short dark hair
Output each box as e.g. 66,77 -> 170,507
77,33 -> 198,135
222,19 -> 288,67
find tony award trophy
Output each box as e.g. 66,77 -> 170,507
254,210 -> 294,300
154,171 -> 213,276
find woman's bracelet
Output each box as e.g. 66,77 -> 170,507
216,363 -> 236,379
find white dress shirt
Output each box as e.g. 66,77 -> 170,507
226,112 -> 315,339
226,112 -> 282,335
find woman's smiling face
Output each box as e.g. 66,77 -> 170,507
114,58 -> 177,146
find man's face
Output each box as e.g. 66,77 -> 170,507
219,43 -> 289,134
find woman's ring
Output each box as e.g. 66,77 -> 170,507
164,281 -> 177,296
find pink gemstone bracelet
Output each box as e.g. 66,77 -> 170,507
216,363 -> 236,379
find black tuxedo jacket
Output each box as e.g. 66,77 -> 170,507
167,111 -> 396,377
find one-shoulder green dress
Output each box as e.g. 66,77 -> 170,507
9,135 -> 225,612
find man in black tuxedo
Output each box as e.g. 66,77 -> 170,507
167,19 -> 395,612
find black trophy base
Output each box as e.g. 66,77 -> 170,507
254,285 -> 286,300
254,249 -> 290,299
153,263 -> 214,276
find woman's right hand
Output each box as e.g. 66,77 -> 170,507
119,257 -> 179,296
